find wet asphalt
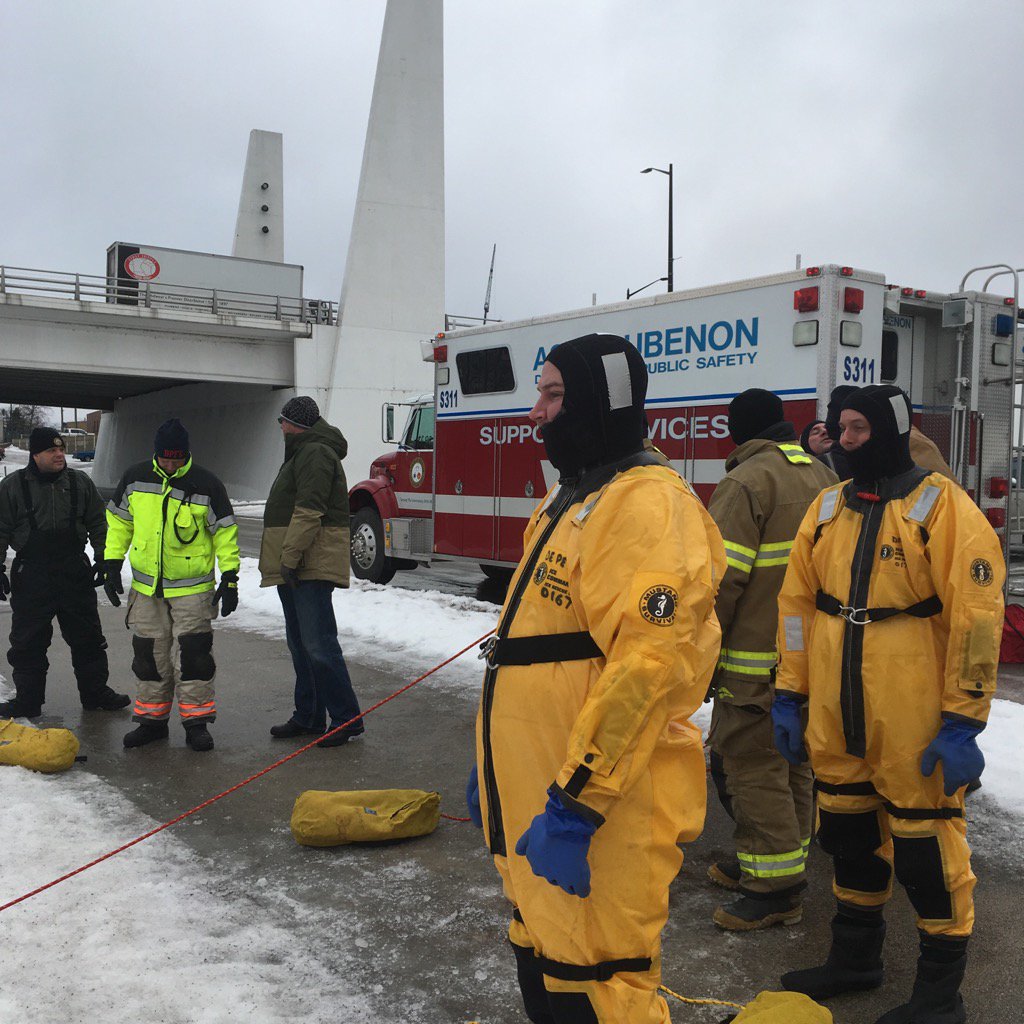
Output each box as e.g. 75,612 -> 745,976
1,551 -> 1022,1022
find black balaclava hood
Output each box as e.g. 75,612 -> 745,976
840,384 -> 914,484
800,419 -> 825,454
542,334 -> 648,477
728,388 -> 785,445
824,385 -> 858,442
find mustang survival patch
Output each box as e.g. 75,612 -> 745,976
970,559 -> 994,587
640,586 -> 678,626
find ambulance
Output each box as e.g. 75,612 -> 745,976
348,263 -> 1021,585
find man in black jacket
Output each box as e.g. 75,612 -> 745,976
0,427 -> 128,718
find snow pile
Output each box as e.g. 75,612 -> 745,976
227,557 -> 499,688
230,500 -> 266,517
978,698 -> 1024,817
0,770 -> 372,1023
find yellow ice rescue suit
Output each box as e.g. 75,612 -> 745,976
776,469 -> 1004,937
476,456 -> 724,1022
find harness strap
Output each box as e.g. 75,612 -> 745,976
532,951 -> 653,983
815,589 -> 942,625
483,631 -> 602,667
815,779 -> 878,796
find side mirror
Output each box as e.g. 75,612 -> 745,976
381,404 -> 397,444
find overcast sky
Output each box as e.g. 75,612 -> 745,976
2,1 -> 1023,325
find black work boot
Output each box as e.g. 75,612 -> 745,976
708,858 -> 742,891
123,721 -> 170,748
782,904 -> 885,999
874,935 -> 968,1024
82,686 -> 131,711
714,892 -> 802,930
185,722 -> 214,752
0,699 -> 43,719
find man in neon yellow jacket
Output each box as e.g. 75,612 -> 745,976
470,334 -> 724,1022
773,385 -> 1003,1023
104,419 -> 239,752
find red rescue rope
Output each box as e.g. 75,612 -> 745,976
0,628 -> 495,915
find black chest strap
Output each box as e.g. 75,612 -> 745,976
480,631 -> 602,668
19,468 -> 78,533
816,589 -> 942,625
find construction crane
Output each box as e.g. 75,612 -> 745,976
482,244 -> 496,324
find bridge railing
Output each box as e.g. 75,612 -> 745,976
0,265 -> 338,325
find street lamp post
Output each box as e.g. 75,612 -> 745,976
641,163 -> 674,293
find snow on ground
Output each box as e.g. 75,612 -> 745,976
0,770 -> 370,1024
226,557 -> 500,690
231,499 -> 266,516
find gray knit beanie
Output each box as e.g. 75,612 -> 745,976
279,396 -> 320,429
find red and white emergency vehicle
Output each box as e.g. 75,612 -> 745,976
348,263 -> 1022,585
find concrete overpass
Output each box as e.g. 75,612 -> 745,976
0,0 -> 443,498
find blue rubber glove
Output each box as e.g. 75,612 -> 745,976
466,764 -> 482,828
514,789 -> 598,898
921,718 -> 985,796
772,691 -> 808,765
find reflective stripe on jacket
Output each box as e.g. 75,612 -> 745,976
105,457 -> 239,598
708,438 -> 837,706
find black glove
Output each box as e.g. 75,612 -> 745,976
102,560 -> 124,607
91,561 -> 106,587
212,569 -> 239,616
280,563 -> 301,589
0,567 -> 10,602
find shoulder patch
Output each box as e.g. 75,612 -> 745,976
970,558 -> 994,587
905,484 -> 941,524
639,585 -> 678,626
817,487 -> 842,524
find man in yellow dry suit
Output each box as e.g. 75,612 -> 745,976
467,333 -> 724,1023
707,389 -> 836,930
772,385 -> 1003,1024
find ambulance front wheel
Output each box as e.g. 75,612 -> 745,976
480,564 -> 513,584
350,507 -> 397,585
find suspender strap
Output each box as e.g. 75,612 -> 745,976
68,470 -> 78,528
532,952 -> 653,983
815,589 -> 942,625
487,631 -> 603,667
18,471 -> 38,531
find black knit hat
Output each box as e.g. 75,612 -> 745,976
280,396 -> 320,429
799,419 -> 826,453
542,334 -> 648,477
154,418 -> 190,460
840,384 -> 913,482
29,427 -> 65,455
728,389 -> 784,445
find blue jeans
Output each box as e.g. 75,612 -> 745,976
277,581 -> 362,732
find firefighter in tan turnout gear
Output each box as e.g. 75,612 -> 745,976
772,385 -> 1004,1024
706,389 -> 837,930
467,334 -> 724,1023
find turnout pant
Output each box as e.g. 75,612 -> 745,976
127,590 -> 216,725
709,698 -> 815,896
7,554 -> 109,711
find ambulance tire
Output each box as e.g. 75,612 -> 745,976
350,507 -> 397,585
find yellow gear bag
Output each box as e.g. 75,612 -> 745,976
290,788 -> 441,847
0,719 -> 80,773
731,991 -> 832,1023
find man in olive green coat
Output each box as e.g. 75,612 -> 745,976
259,397 -> 362,748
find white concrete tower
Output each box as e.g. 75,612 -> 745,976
232,130 -> 284,262
325,0 -> 445,481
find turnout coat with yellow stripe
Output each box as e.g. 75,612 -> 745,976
105,458 -> 240,598
707,438 -> 837,706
